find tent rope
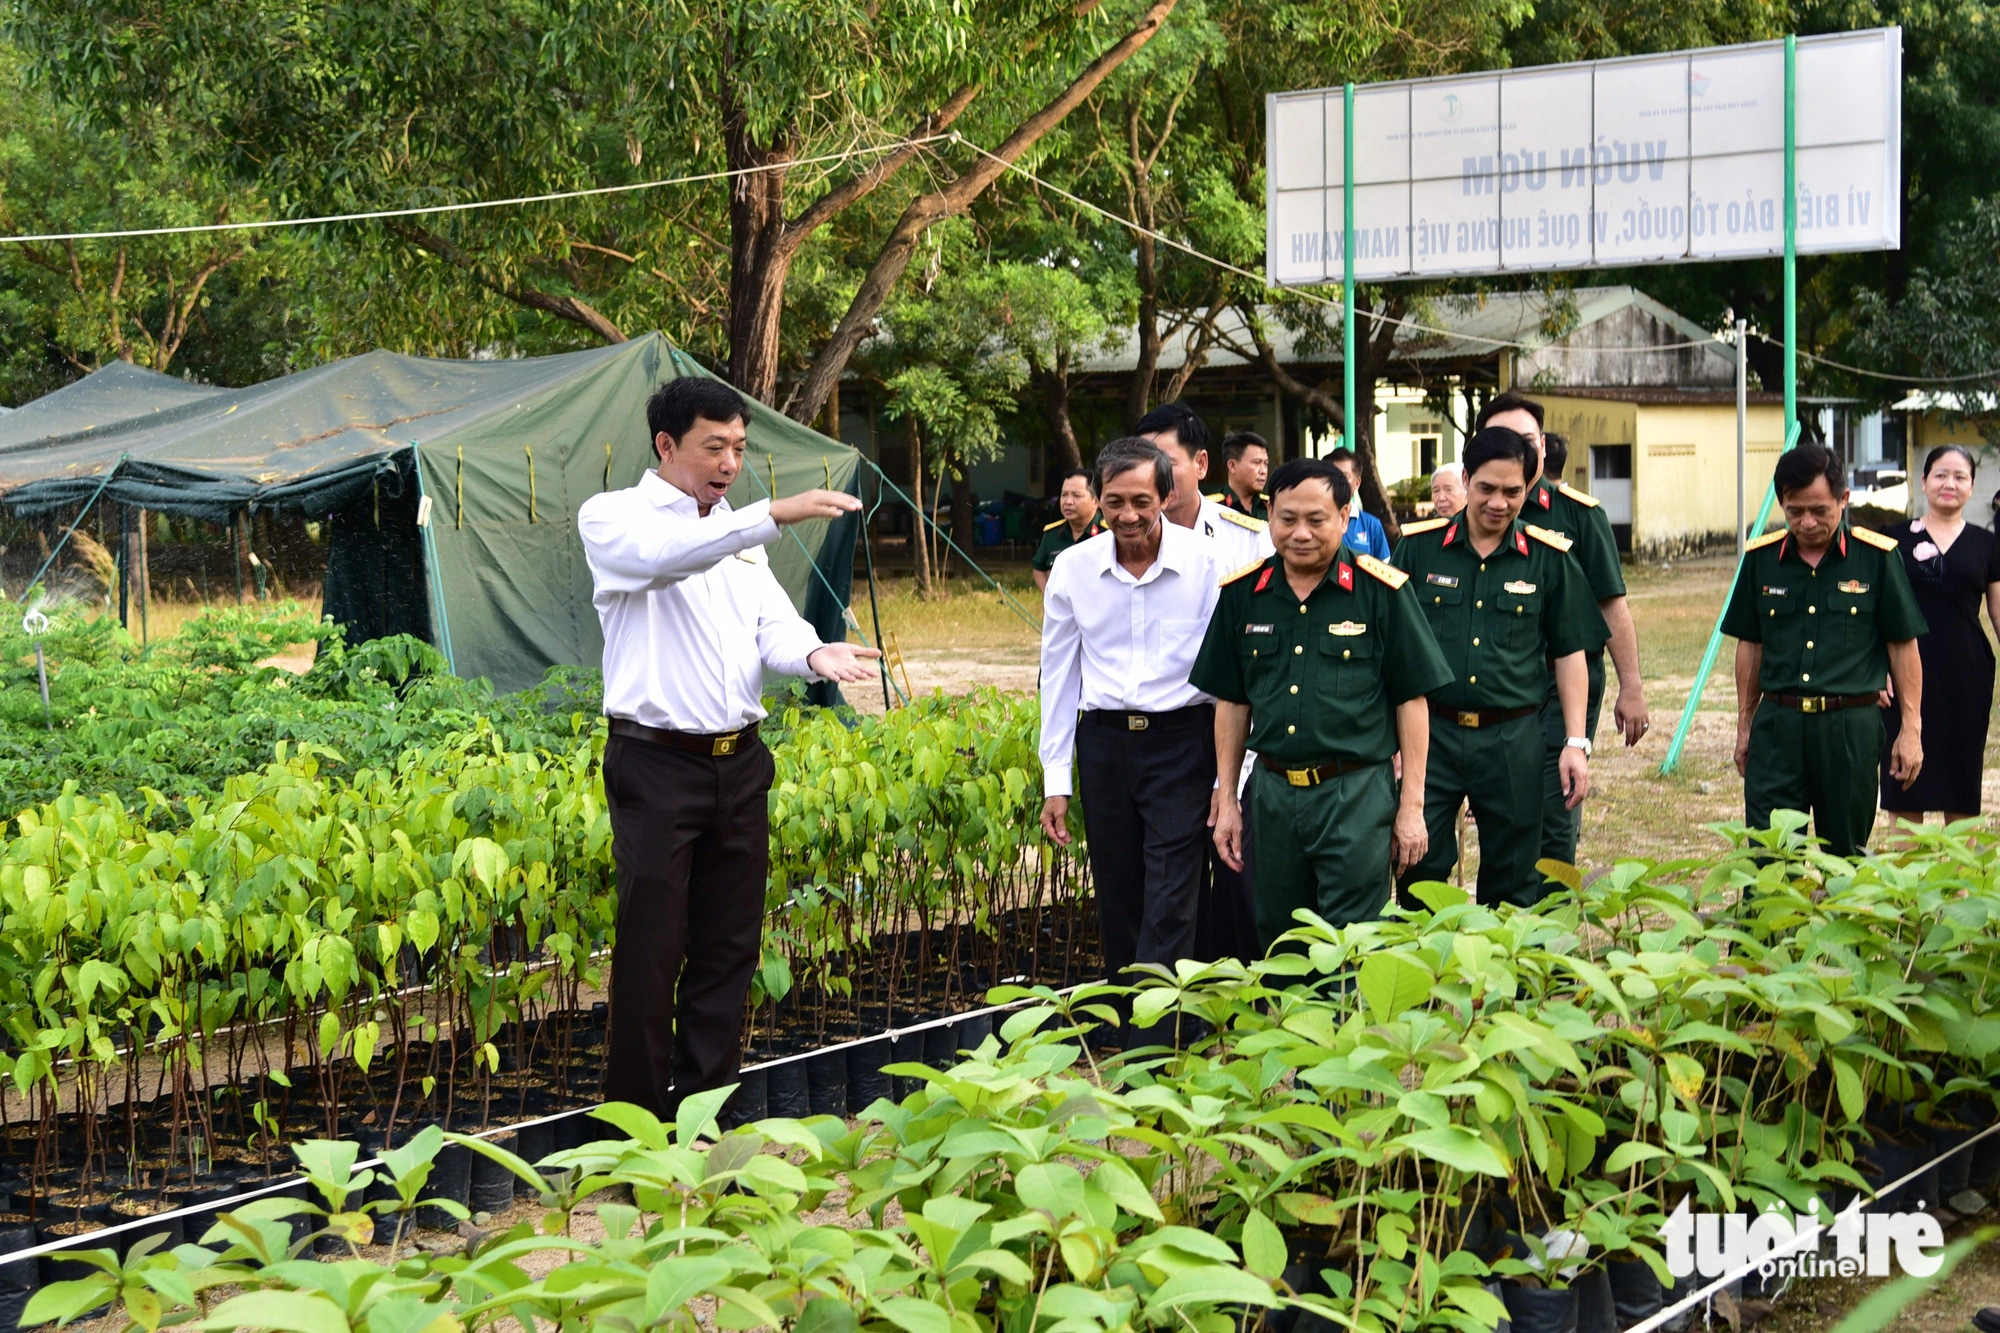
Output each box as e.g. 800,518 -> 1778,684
22,456 -> 125,600
860,456 -> 1041,634
740,460 -> 900,675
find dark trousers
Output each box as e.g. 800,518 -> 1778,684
1401,711 -> 1547,908
1075,705 -> 1213,1045
600,732 -> 772,1119
1744,700 -> 1884,858
1538,649 -> 1608,867
1199,778 -> 1261,963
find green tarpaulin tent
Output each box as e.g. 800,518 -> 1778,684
0,335 -> 862,695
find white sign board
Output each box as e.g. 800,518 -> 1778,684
1266,28 -> 1901,284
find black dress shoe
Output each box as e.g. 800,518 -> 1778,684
1970,1306 -> 2000,1333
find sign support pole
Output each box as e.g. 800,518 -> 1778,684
1661,34 -> 1799,776
1736,317 -> 1748,559
1342,81 -> 1356,459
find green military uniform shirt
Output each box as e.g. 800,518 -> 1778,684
1524,480 -> 1625,601
1190,551 -> 1452,765
1393,516 -> 1610,711
1210,490 -> 1270,522
1032,515 -> 1106,572
1721,524 -> 1927,694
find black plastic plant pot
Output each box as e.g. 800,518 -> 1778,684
107,1197 -> 186,1257
414,1141 -> 472,1231
1501,1283 -> 1578,1333
0,1216 -> 36,1273
469,1137 -> 518,1215
1572,1267 -> 1615,1333
513,1118 -> 556,1179
922,1023 -> 957,1071
1971,1131 -> 2000,1195
845,1039 -> 891,1110
552,1107 -> 595,1153
1855,1140 -> 1922,1213
953,1011 -> 995,1055
766,1058 -> 812,1119
805,1050 -> 849,1118
1930,1122 -> 1978,1196
888,1033 -> 924,1103
727,1068 -> 769,1127
36,1218 -> 111,1309
1607,1258 -> 1665,1323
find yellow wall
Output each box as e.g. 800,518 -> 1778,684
1629,403 -> 1785,555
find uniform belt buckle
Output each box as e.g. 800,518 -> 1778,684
1457,710 -> 1480,728
1127,714 -> 1149,731
1286,767 -> 1313,787
712,733 -> 739,756
1798,696 -> 1825,715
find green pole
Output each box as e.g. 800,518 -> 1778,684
1659,35 -> 1799,775
1342,82 -> 1356,453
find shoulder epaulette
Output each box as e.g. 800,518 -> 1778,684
1043,518 -> 1064,531
1215,507 -> 1267,532
1355,553 -> 1408,589
1205,492 -> 1226,503
1746,528 -> 1787,551
1851,525 -> 1898,551
1399,517 -> 1449,538
1221,559 -> 1269,587
1258,492 -> 1270,500
1524,523 -> 1573,552
1557,482 -> 1601,509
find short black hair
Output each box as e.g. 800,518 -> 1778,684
1923,445 -> 1976,479
1132,402 -> 1210,458
1463,426 -> 1535,479
1325,446 -> 1357,469
1058,467 -> 1094,487
648,376 -> 751,453
1476,391 -> 1544,433
1222,431 -> 1269,465
1773,441 -> 1846,501
1269,458 -> 1352,509
1544,431 -> 1570,479
1093,437 -> 1173,500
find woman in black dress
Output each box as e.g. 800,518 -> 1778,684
1881,445 -> 2000,823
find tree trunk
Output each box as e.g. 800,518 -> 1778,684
788,0 -> 1180,426
1034,360 -> 1082,476
907,419 -> 932,596
1129,225 -> 1160,426
723,122 -> 796,406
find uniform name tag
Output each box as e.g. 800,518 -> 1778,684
1244,623 -> 1275,635
1426,573 -> 1459,587
1328,621 -> 1367,636
1503,581 -> 1537,594
1838,580 -> 1869,594
1761,585 -> 1787,596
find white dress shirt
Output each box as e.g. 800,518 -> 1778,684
1194,496 -> 1275,567
1038,518 -> 1233,798
578,470 -> 824,733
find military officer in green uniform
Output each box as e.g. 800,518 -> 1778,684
1723,442 -> 1926,856
1476,394 -> 1650,869
1393,426 -> 1609,908
1209,431 -> 1271,521
1032,468 -> 1106,592
1194,458 -> 1452,943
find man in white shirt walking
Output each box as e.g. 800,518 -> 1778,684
1038,436 -> 1233,1048
578,376 -> 880,1119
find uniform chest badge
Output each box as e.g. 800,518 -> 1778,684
1503,580 -> 1537,594
1837,580 -> 1869,594
1761,585 -> 1787,596
1328,621 -> 1367,636
1426,573 -> 1459,587
1244,623 -> 1275,635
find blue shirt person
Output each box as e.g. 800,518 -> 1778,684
1329,447 -> 1393,560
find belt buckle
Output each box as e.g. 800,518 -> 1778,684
712,733 -> 739,756
1457,710 -> 1480,728
1127,714 -> 1149,731
1798,696 -> 1824,715
1286,767 -> 1313,787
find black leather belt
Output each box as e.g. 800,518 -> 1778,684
607,717 -> 760,756
1272,757 -> 1377,787
1082,704 -> 1211,732
1428,702 -> 1538,729
1767,692 -> 1877,714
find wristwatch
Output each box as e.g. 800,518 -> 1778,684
1564,735 -> 1593,758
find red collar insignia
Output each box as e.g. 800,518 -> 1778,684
1337,562 -> 1354,592
1515,529 -> 1529,556
1779,535 -> 1790,562
1535,486 -> 1551,508
1442,522 -> 1459,547
1254,566 -> 1274,593
1838,529 -> 1848,558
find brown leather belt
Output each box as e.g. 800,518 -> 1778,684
1272,757 -> 1377,787
1428,702 -> 1538,729
1766,692 -> 1877,715
1082,704 -> 1211,732
607,716 -> 760,756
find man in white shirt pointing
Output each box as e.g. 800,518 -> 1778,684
1038,436 -> 1233,1049
579,376 -> 879,1120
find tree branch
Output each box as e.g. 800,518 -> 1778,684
389,222 -> 627,343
